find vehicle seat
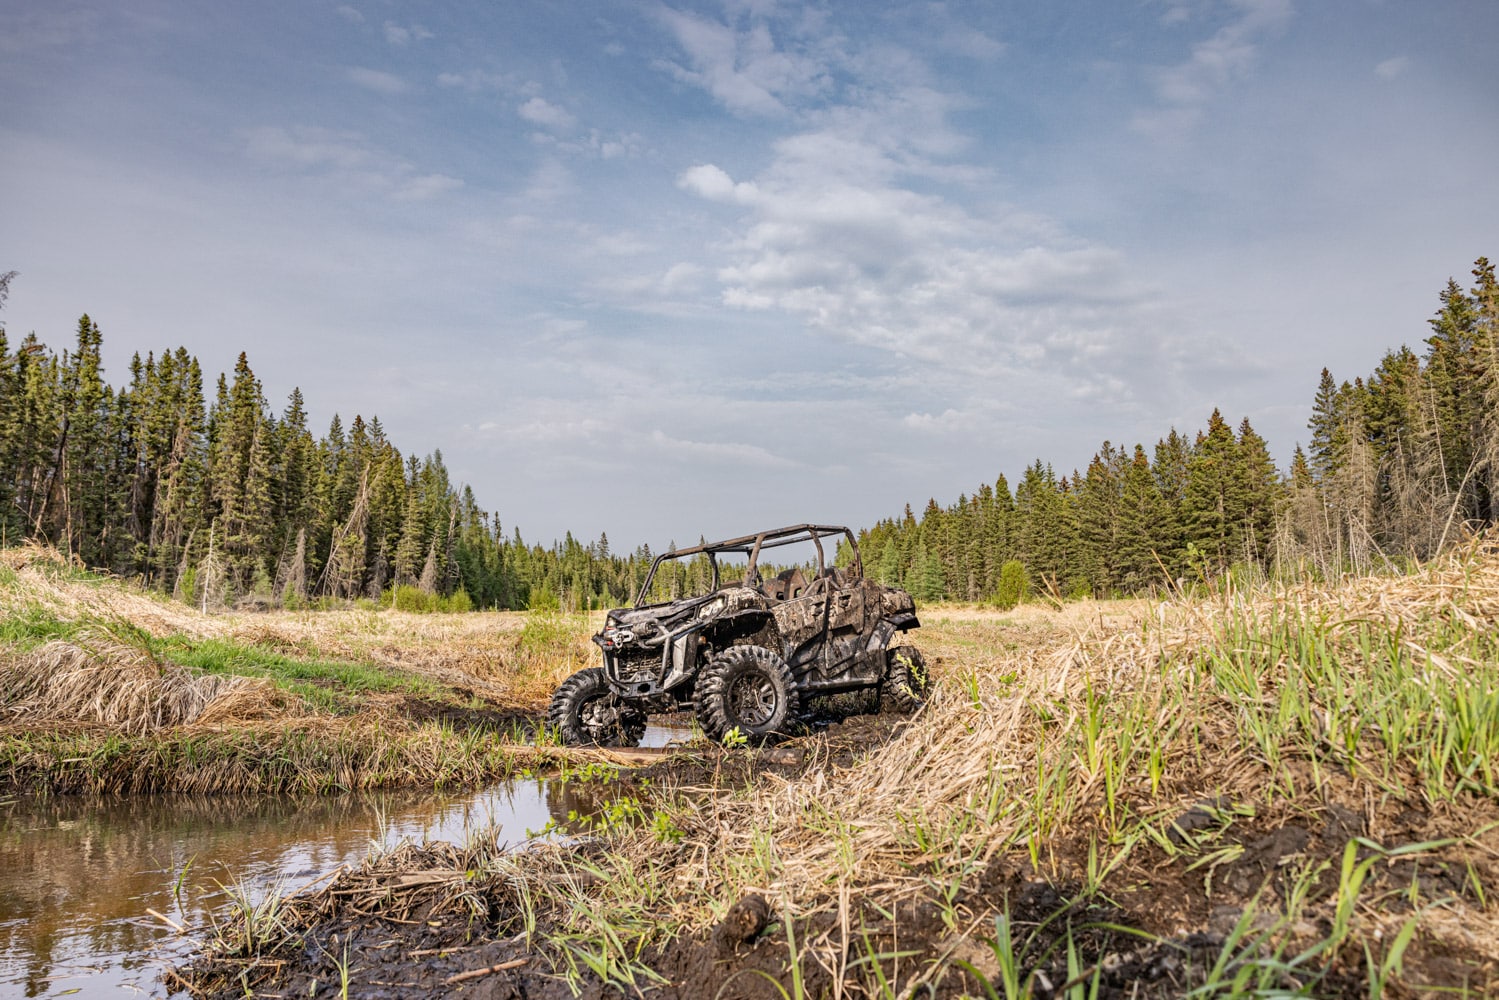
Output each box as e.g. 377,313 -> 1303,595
761,567 -> 808,602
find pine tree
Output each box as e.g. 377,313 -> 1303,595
53,315 -> 111,562
1116,444 -> 1170,590
0,325 -> 18,542
1076,442 -> 1126,595
1309,368 -> 1343,482
1236,417 -> 1280,565
1424,278 -> 1482,512
1151,430 -> 1190,577
1470,258 -> 1499,520
1181,410 -> 1246,573
1015,461 -> 1073,591
208,353 -> 274,596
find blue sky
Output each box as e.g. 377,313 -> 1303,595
3,1 -> 1497,548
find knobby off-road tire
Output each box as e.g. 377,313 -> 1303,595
696,645 -> 799,745
880,645 -> 930,714
548,667 -> 647,747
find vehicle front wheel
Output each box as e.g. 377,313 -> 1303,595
547,667 -> 647,747
696,646 -> 799,745
880,645 -> 930,714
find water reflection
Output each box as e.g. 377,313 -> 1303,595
0,720 -> 693,999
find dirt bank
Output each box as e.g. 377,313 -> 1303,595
174,542 -> 1499,998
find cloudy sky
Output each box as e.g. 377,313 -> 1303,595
3,1 -> 1496,548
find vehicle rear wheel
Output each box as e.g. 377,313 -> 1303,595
548,667 -> 647,747
880,645 -> 930,714
696,646 -> 799,745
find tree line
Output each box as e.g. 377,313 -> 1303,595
859,257 -> 1499,603
0,273 -> 657,609
1,258 -> 1495,609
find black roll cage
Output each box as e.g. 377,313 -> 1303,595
633,524 -> 862,609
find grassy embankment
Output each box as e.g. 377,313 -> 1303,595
183,539 -> 1499,998
0,545 -> 592,794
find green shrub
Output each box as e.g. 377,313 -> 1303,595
391,585 -> 437,613
527,585 -> 561,612
991,560 -> 1029,610
386,585 -> 475,614
439,588 -> 473,613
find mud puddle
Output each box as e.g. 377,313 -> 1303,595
0,720 -> 693,999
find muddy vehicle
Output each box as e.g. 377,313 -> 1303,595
548,524 -> 927,746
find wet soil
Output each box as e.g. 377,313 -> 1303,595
174,705 -> 1499,1000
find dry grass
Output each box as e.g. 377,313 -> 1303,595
2,713 -> 529,795
187,536 -> 1499,997
0,639 -> 289,733
13,539 -> 1499,993
0,543 -> 589,793
0,543 -> 596,718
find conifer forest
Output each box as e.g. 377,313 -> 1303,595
1,258 -> 1496,611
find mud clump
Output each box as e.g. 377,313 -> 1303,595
713,894 -> 771,952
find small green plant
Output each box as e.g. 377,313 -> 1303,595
955,912 -> 1024,1000
991,560 -> 1029,610
172,854 -> 197,914
721,726 -> 749,749
651,810 -> 685,844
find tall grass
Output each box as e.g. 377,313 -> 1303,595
448,539 -> 1499,995
2,545 -> 602,794
3,718 -> 525,794
39,536 -> 1499,996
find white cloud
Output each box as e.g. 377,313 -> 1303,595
521,159 -> 572,203
653,5 -> 831,116
530,128 -> 646,160
677,163 -> 759,204
937,28 -> 1005,60
902,408 -> 970,432
661,262 -> 706,294
243,126 -> 461,202
245,125 -> 370,169
1375,55 -> 1409,81
347,67 -> 409,94
394,173 -> 463,201
517,96 -> 575,129
648,430 -> 795,468
437,69 -> 515,91
335,5 -> 364,25
474,416 -> 609,443
1132,0 -> 1292,138
1157,3 -> 1195,27
384,21 -> 432,46
667,57 -> 1168,405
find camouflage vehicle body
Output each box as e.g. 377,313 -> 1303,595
547,524 -> 926,746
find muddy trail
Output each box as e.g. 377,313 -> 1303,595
10,542 -> 1499,997
173,706 -> 1499,999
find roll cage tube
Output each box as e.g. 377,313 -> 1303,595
632,524 -> 862,609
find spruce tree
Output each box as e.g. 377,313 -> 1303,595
1077,442 -> 1126,595
1236,418 -> 1280,564
1116,444 -> 1170,590
1182,410 -> 1246,573
1151,430 -> 1190,577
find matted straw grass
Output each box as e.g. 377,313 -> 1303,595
0,639 -> 288,733
0,542 -> 587,710
1,544 -> 586,794
193,536 -> 1499,996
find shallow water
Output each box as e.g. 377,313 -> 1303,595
0,721 -> 692,999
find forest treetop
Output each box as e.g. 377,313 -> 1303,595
1,258 -> 1495,609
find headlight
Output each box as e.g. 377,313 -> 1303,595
697,597 -> 726,619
